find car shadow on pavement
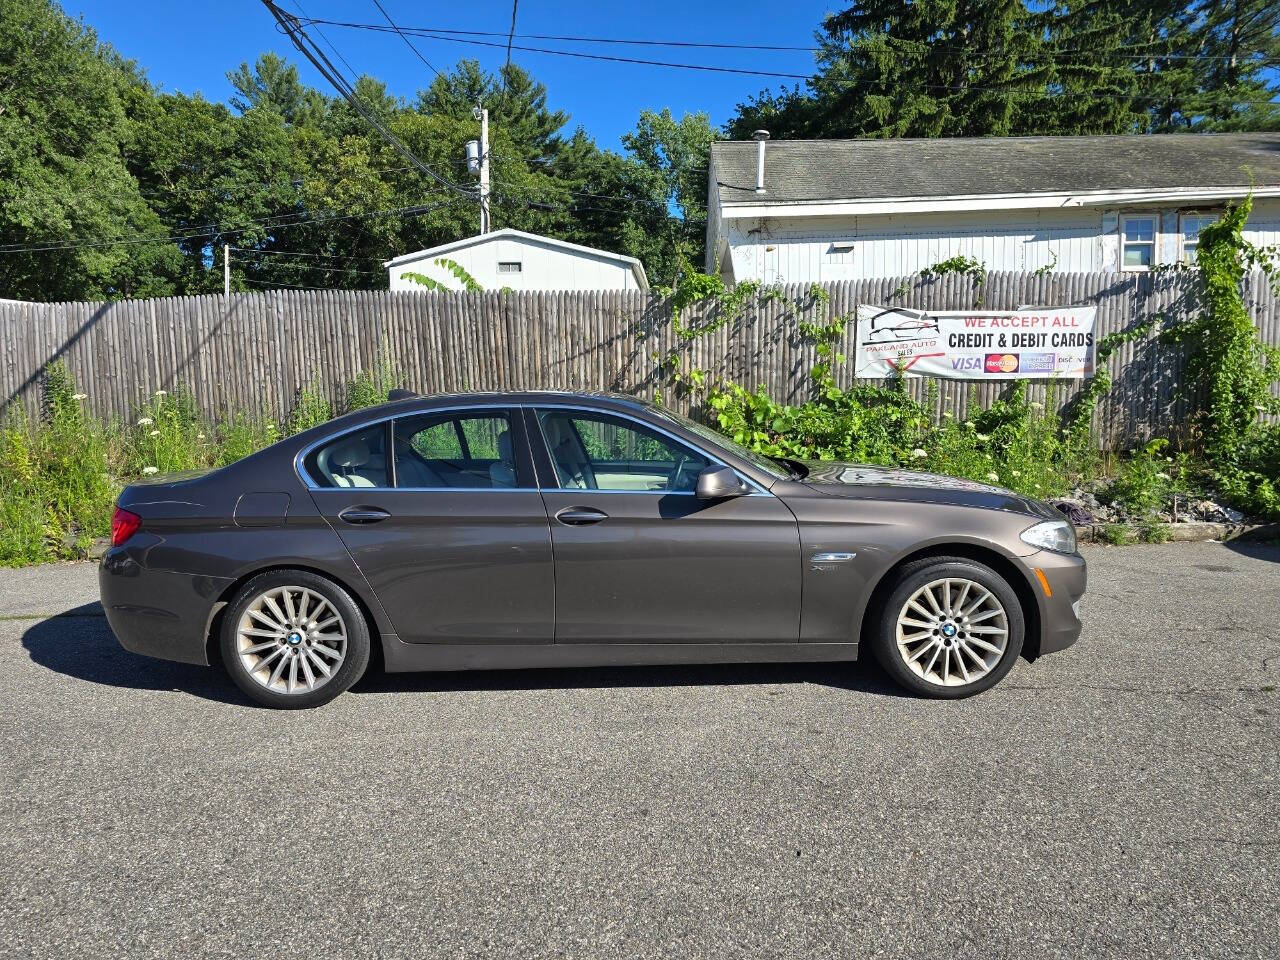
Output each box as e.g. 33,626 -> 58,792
1222,540 -> 1280,564
22,603 -> 908,703
351,657 -> 909,698
21,603 -> 255,707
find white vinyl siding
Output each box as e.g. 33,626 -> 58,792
388,232 -> 643,292
724,209 -> 1102,285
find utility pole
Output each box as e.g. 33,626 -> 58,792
223,244 -> 230,297
478,107 -> 490,234
466,107 -> 491,234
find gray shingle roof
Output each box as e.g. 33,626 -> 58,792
711,133 -> 1280,204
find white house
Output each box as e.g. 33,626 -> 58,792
706,133 -> 1280,285
385,228 -> 648,293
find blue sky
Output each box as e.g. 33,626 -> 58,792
67,0 -> 833,151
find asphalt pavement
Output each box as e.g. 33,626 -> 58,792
1,542 -> 1277,959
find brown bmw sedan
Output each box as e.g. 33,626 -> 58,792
100,391 -> 1085,708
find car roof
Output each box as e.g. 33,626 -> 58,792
360,390 -> 661,417
286,390 -> 665,448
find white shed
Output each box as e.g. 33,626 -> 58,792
385,229 -> 648,293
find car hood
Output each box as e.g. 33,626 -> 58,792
799,461 -> 1063,520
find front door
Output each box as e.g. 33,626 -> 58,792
531,407 -> 801,643
304,407 -> 554,644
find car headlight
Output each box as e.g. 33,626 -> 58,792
1020,519 -> 1077,554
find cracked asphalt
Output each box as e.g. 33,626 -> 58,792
1,541 -> 1278,959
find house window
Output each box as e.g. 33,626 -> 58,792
1180,214 -> 1217,263
1120,216 -> 1155,271
497,261 -> 522,274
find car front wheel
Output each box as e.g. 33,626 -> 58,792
872,557 -> 1025,698
220,570 -> 371,709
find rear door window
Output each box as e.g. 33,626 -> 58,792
393,410 -> 519,488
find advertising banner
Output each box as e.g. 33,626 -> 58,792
853,305 -> 1098,380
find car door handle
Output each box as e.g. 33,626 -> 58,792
554,506 -> 609,526
338,506 -> 391,524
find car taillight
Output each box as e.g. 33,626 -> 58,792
111,507 -> 142,547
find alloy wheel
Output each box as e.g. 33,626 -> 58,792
235,586 -> 348,695
895,577 -> 1009,687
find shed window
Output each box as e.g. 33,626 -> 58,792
1180,214 -> 1217,264
497,261 -> 522,274
1120,216 -> 1155,271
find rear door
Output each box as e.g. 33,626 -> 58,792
530,406 -> 801,644
304,406 -> 554,644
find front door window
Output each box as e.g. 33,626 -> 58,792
536,409 -> 710,493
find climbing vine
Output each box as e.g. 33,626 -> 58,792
1161,196 -> 1280,516
403,258 -> 484,293
666,204 -> 1280,518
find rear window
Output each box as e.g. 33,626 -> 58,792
303,424 -> 389,489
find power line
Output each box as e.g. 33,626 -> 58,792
241,278 -> 344,291
230,246 -> 387,263
296,26 -> 1279,105
389,33 -> 1280,106
261,1 -> 475,199
371,0 -> 444,81
0,197 -> 472,255
297,17 -> 1280,63
289,0 -> 362,85
499,0 -> 519,105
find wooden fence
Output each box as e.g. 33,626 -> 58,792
2,270 -> 1277,448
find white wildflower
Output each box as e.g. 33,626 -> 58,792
964,420 -> 975,429
943,411 -> 954,418
986,472 -> 999,481
154,389 -> 167,396
1031,401 -> 1044,411
136,417 -> 153,426
72,393 -> 87,401
196,432 -> 205,440
1034,483 -> 1041,489
1012,470 -> 1022,478
911,448 -> 927,459
1156,472 -> 1170,480
149,430 -> 160,437
975,432 -> 989,442
142,466 -> 158,475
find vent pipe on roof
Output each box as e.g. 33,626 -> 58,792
752,130 -> 769,194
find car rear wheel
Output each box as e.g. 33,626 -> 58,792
220,570 -> 370,709
872,557 -> 1024,699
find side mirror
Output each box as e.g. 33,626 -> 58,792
695,464 -> 748,500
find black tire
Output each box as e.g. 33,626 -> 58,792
871,556 -> 1025,699
220,569 -> 371,709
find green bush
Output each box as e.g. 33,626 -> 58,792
707,377 -> 1091,500
0,359 -> 398,566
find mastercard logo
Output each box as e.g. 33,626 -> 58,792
984,353 -> 1019,373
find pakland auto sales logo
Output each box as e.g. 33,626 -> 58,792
984,353 -> 1019,374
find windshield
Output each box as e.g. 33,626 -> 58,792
657,407 -> 792,481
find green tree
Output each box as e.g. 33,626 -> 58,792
227,52 -> 324,125
728,0 -> 1279,139
0,0 -> 178,300
621,109 -> 720,284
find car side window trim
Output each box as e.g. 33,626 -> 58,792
528,404 -> 770,496
295,403 -> 541,492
